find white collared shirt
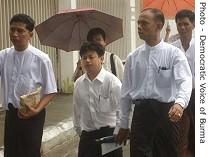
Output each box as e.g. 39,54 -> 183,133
172,38 -> 195,88
73,67 -> 121,135
103,51 -> 124,81
0,44 -> 57,110
120,40 -> 192,128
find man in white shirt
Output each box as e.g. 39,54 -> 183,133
172,9 -> 195,157
0,14 -> 57,157
115,8 -> 192,157
72,27 -> 124,82
73,41 -> 122,157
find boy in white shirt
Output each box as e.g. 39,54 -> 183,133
73,41 -> 122,157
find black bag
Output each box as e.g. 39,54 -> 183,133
110,53 -> 117,76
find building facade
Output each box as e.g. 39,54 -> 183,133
1,0 -> 160,94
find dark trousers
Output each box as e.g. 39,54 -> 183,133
4,104 -> 46,157
188,89 -> 195,155
130,99 -> 179,157
178,89 -> 195,157
78,127 -> 123,157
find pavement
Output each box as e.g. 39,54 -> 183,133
0,94 -> 130,157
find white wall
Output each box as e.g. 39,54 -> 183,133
57,0 -> 78,93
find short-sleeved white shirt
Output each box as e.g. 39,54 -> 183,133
0,44 -> 57,110
103,51 -> 124,81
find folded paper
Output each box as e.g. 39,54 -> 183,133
19,87 -> 41,112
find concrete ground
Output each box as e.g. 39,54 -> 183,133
0,94 -> 130,157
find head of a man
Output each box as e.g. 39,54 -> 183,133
80,41 -> 105,79
9,14 -> 34,51
138,8 -> 165,44
175,9 -> 195,39
87,27 -> 106,48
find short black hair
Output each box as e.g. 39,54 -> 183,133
87,27 -> 106,41
141,8 -> 165,27
79,41 -> 105,57
10,13 -> 35,32
175,9 -> 195,24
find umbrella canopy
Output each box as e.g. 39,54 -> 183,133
142,0 -> 195,18
35,8 -> 123,52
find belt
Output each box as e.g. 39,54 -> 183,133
82,126 -> 114,136
8,103 -> 16,110
132,99 -> 173,105
132,99 -> 156,104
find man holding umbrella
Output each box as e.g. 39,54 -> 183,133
72,27 -> 124,82
35,8 -> 124,81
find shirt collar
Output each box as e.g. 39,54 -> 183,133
13,43 -> 31,54
189,38 -> 194,46
144,39 -> 164,51
83,67 -> 106,83
176,37 -> 194,51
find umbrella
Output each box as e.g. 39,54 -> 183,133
35,8 -> 123,52
142,0 -> 195,18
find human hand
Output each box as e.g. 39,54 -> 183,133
76,59 -> 82,70
18,104 -> 41,119
115,128 -> 129,145
168,103 -> 184,122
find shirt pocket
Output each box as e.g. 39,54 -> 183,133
156,69 -> 172,88
98,95 -> 112,113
